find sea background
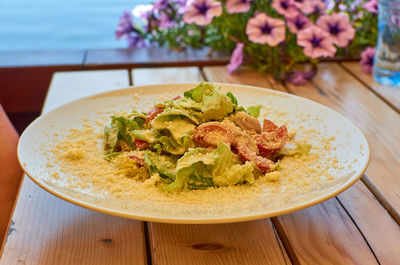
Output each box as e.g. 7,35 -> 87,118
0,0 -> 149,51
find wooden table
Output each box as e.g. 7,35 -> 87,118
1,62 -> 400,265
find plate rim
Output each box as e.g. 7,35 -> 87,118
17,82 -> 371,224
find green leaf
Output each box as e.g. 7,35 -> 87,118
280,143 -> 312,156
201,87 -> 233,121
246,105 -> 262,118
104,152 -> 121,161
144,150 -> 177,180
226,92 -> 238,106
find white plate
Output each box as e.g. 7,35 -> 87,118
18,83 -> 370,224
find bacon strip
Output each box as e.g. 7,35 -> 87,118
146,107 -> 165,123
237,143 -> 275,172
192,122 -> 234,148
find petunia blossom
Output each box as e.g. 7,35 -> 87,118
286,13 -> 312,34
127,33 -> 147,48
153,0 -> 170,12
272,0 -> 298,18
227,43 -> 245,74
183,0 -> 222,26
317,13 -> 355,47
293,0 -> 315,14
158,12 -> 176,29
116,11 -> 134,39
297,25 -> 336,58
311,0 -> 326,14
246,13 -> 285,46
364,0 -> 378,14
360,47 -> 376,74
226,0 -> 252,14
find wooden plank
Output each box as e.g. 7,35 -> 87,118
202,66 -> 287,92
287,63 -> 400,224
274,198 -> 378,265
149,221 -> 289,265
132,67 -> 203,85
85,48 -> 229,69
203,65 -> 380,265
131,67 -> 290,265
282,63 -> 400,265
337,182 -> 400,265
341,62 -> 400,111
0,70 -> 147,265
43,70 -> 130,113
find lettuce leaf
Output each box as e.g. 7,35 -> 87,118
144,150 -> 177,180
201,88 -> 233,121
163,143 -> 255,191
226,92 -> 238,106
280,143 -> 312,156
211,143 -> 254,186
246,105 -> 262,118
131,129 -> 156,143
184,82 -> 214,102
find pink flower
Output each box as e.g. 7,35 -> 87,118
227,43 -> 245,74
226,0 -> 252,14
360,47 -> 375,74
116,11 -> 134,39
159,12 -> 177,29
183,0 -> 222,26
153,0 -> 170,12
286,13 -> 312,33
293,0 -> 315,14
311,0 -> 326,14
317,13 -> 355,47
246,13 -> 286,46
272,0 -> 298,18
127,34 -> 147,48
364,0 -> 378,14
297,25 -> 336,58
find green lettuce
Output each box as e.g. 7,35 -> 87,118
158,135 -> 192,155
162,143 -> 255,191
184,82 -> 214,102
201,87 -> 233,121
280,143 -> 312,156
144,150 -> 177,180
131,129 -> 156,143
211,143 -> 254,186
246,105 -> 262,118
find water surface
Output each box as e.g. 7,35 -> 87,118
0,0 -> 148,51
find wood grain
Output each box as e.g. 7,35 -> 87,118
0,70 -> 147,265
203,65 -> 381,265
337,182 -> 400,265
43,70 -> 131,113
341,62 -> 400,111
287,63 -> 400,224
131,67 -> 290,265
283,63 -> 400,265
85,48 -> 229,70
275,198 -> 378,265
202,66 -> 287,92
149,221 -> 289,265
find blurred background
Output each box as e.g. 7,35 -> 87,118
0,0 -> 149,51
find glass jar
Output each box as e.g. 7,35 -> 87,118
373,0 -> 400,86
